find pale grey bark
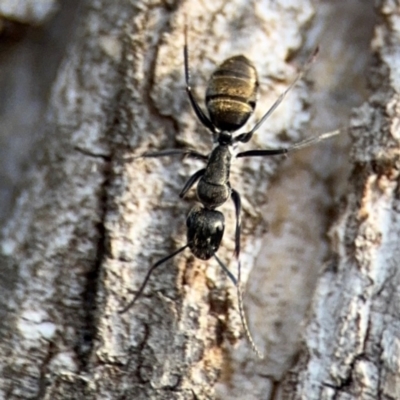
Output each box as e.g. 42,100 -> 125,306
0,0 -> 58,24
0,0 -> 386,399
0,0 -> 80,225
280,1 -> 400,399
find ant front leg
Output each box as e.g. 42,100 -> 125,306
179,168 -> 206,199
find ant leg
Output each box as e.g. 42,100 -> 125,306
234,48 -> 319,144
237,260 -> 264,359
231,189 -> 241,258
184,20 -> 216,134
125,149 -> 208,162
213,254 -> 237,286
236,129 -> 341,159
179,168 -> 206,198
236,148 -> 287,158
285,128 -> 341,151
119,244 -> 188,314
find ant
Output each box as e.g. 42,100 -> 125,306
130,25 -> 339,259
120,22 -> 341,359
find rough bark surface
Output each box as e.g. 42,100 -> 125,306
0,0 -> 382,399
218,1 -> 376,398
280,1 -> 400,399
0,0 -> 58,24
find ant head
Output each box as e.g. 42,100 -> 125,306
186,205 -> 225,261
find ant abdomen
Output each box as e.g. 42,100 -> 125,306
206,55 -> 258,132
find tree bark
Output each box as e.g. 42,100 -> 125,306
280,1 -> 400,399
0,0 -> 58,25
0,0 -> 379,399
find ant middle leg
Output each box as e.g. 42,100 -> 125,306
231,189 -> 242,258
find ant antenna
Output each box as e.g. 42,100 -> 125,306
215,254 -> 263,358
214,253 -> 237,286
237,261 -> 264,359
235,47 -> 319,144
119,244 -> 188,314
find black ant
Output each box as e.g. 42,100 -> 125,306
131,25 -> 339,259
120,22 -> 341,359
